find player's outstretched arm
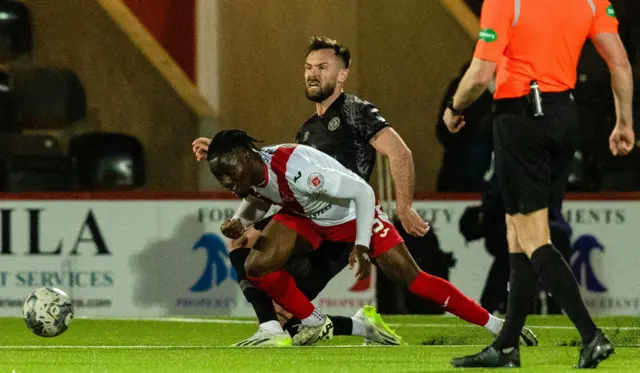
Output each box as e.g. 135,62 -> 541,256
370,128 -> 429,237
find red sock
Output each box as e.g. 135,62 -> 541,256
409,271 -> 489,326
247,270 -> 314,319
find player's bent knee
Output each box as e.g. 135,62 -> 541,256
244,254 -> 279,278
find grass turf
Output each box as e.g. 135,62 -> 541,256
0,315 -> 638,372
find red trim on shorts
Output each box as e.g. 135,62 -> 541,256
272,211 -> 323,248
272,205 -> 404,258
271,146 -> 305,214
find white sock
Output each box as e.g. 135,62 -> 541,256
301,309 -> 325,326
350,317 -> 367,337
260,320 -> 283,333
484,314 -> 503,335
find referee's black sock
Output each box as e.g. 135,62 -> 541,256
493,253 -> 538,349
530,244 -> 597,344
229,248 -> 278,325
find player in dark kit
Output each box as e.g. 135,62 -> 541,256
193,36 -> 535,348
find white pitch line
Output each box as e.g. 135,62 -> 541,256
0,344 -> 638,350
69,316 -> 640,331
6,315 -> 640,331
0,345 -> 396,350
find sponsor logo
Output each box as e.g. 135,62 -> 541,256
478,28 -> 497,42
327,117 -> 341,131
606,5 -> 615,17
190,234 -> 237,292
309,204 -> 332,219
570,235 -> 607,293
307,173 -> 325,189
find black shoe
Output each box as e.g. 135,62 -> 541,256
451,345 -> 520,368
520,327 -> 539,347
576,329 -> 614,369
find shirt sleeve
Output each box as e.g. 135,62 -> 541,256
350,103 -> 390,142
232,198 -> 272,228
289,152 -> 376,249
473,0 -> 514,62
589,0 -> 619,39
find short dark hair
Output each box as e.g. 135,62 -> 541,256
207,129 -> 262,161
305,36 -> 351,69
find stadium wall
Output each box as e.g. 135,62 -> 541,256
23,0 -> 216,191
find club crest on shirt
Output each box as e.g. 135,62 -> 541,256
307,173 -> 325,189
327,117 -> 340,131
303,131 -> 310,142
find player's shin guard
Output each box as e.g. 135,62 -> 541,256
229,248 -> 278,324
409,271 -> 490,326
247,270 -> 315,320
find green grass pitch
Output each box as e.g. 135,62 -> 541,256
0,315 -> 638,372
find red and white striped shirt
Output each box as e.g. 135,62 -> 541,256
234,144 -> 376,248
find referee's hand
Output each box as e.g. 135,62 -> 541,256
443,108 -> 465,133
609,124 -> 635,156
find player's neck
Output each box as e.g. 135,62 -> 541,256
251,158 -> 268,187
315,89 -> 343,116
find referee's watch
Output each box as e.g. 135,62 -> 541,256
446,98 -> 464,116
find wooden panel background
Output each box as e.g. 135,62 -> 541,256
216,0 -> 475,192
19,0 -> 212,191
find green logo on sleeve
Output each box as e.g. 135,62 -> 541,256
479,28 -> 497,42
606,5 -> 616,17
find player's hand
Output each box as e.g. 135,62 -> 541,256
220,218 -> 245,239
192,137 -> 212,161
443,108 -> 465,134
609,124 -> 635,156
396,207 -> 430,237
349,244 -> 371,281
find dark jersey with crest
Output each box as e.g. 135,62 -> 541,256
294,93 -> 389,182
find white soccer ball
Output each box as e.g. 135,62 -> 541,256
23,287 -> 74,338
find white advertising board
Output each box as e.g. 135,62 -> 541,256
0,199 -> 636,317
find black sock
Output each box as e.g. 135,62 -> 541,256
530,244 -> 597,344
493,253 -> 538,349
283,317 -> 301,337
329,315 -> 353,336
229,248 -> 278,325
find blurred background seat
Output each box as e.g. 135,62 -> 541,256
0,134 -> 72,192
11,67 -> 86,130
68,132 -> 146,190
0,0 -> 32,63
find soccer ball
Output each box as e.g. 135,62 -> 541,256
23,287 -> 74,337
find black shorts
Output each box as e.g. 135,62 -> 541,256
252,215 -> 350,300
493,92 -> 578,215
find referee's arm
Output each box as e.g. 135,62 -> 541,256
589,2 -> 635,156
444,0 -> 509,133
450,58 -> 496,112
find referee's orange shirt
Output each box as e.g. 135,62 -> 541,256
474,0 -> 619,99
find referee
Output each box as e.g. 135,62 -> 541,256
444,0 -> 634,369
